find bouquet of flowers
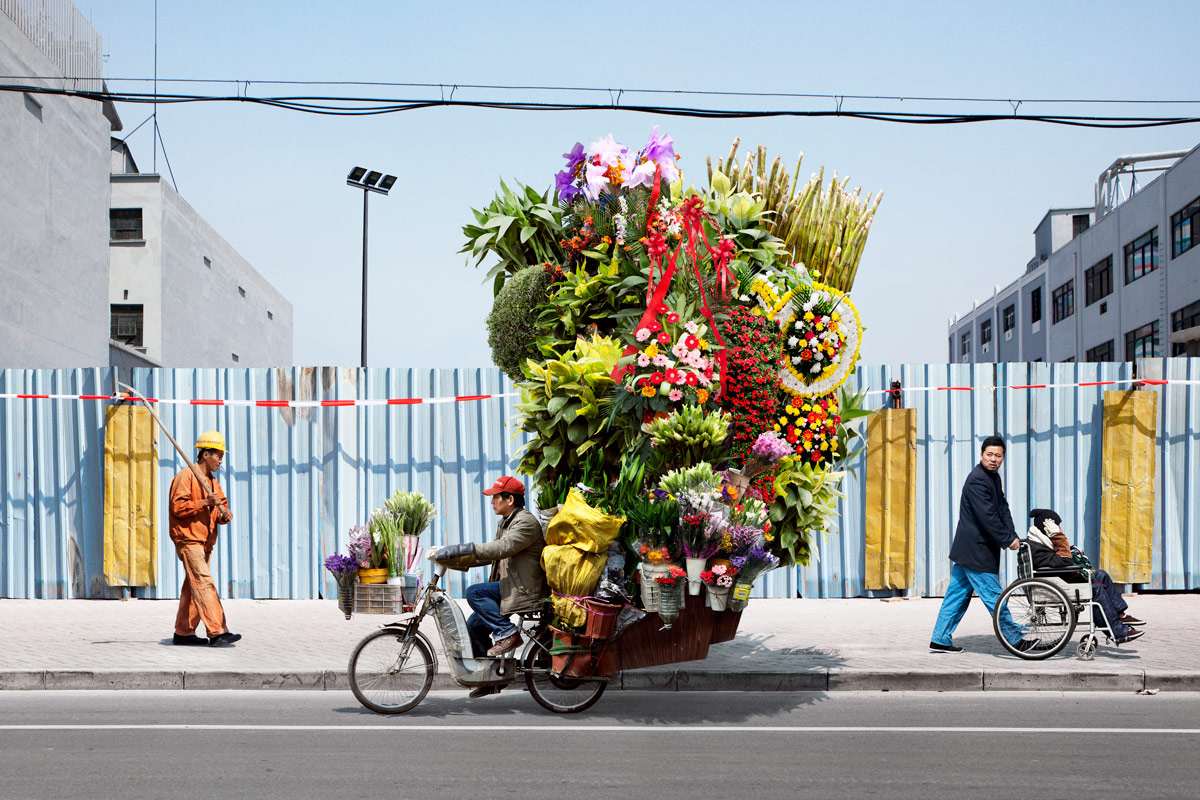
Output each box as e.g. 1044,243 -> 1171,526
347,525 -> 373,569
677,491 -> 726,560
647,405 -> 731,469
368,507 -> 401,575
777,392 -> 841,464
728,545 -> 780,612
383,490 -> 434,573
623,489 -> 680,563
617,298 -> 721,413
740,431 -> 792,480
652,565 -> 688,626
323,552 -> 358,618
658,461 -> 721,498
701,562 -> 739,589
654,565 -> 687,587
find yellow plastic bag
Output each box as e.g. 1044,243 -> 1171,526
541,489 -> 625,627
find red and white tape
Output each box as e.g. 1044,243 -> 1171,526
862,378 -> 1200,396
0,392 -> 521,407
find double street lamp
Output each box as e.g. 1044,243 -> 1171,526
346,167 -> 397,368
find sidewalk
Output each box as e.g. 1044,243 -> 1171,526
1,595 -> 1197,692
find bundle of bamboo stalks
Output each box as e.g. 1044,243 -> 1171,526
707,139 -> 881,294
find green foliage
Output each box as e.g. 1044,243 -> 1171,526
657,461 -> 721,498
513,335 -> 627,489
831,384 -> 871,466
767,458 -> 845,567
535,264 -> 645,358
485,265 -> 553,382
460,181 -> 566,296
647,406 -> 732,472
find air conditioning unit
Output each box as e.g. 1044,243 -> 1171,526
1032,321 -> 1041,333
1005,330 -> 1013,341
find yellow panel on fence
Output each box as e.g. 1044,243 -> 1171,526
1100,390 -> 1156,584
864,409 -> 917,590
104,405 -> 158,586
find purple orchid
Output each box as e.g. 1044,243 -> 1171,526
641,126 -> 680,183
562,141 -> 586,172
555,168 -> 581,203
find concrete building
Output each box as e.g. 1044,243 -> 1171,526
0,0 -> 117,367
949,144 -> 1200,363
108,142 -> 293,367
2,0 -> 293,370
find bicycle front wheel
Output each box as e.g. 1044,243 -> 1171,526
348,627 -> 435,714
523,633 -> 607,714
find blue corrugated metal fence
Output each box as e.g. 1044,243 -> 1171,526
1,361 -> 1196,599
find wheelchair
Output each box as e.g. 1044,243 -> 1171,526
992,541 -> 1118,660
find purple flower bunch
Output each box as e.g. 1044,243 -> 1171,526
726,524 -> 765,558
323,553 -> 358,576
347,525 -> 372,569
738,546 -> 780,583
741,431 -> 792,480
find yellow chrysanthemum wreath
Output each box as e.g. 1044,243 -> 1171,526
750,279 -> 862,398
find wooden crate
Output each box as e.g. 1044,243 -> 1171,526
615,597 -> 742,671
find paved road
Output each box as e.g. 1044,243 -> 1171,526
2,690 -> 1197,799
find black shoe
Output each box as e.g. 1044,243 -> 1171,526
929,641 -> 963,653
1013,639 -> 1037,653
1117,629 -> 1145,645
172,633 -> 208,646
208,632 -> 242,647
467,684 -> 502,699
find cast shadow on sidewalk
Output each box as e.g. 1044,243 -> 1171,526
952,634 -> 1142,662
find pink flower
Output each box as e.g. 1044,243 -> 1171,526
712,564 -> 727,576
669,389 -> 683,402
685,321 -> 699,334
718,575 -> 733,587
672,343 -> 688,359
693,355 -> 707,369
637,354 -> 651,367
635,328 -> 651,342
652,354 -> 670,367
657,331 -> 671,345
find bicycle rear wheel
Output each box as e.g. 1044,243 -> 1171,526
523,633 -> 606,714
348,627 -> 435,714
994,578 -> 1075,660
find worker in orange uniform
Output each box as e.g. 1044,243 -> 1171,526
169,430 -> 241,647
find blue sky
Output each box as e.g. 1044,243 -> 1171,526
83,0 -> 1197,372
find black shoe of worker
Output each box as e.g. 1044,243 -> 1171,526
929,641 -> 963,653
208,632 -> 242,647
1117,629 -> 1145,645
1013,639 -> 1038,653
468,684 -> 502,699
172,633 -> 209,646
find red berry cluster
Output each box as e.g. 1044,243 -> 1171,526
717,306 -> 784,502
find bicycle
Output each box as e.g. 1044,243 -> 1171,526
347,550 -> 611,714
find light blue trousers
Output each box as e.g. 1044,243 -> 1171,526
931,563 -> 1024,646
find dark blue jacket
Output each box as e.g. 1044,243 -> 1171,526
949,463 -> 1017,573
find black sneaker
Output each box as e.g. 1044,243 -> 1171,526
208,632 -> 242,647
172,633 -> 208,646
467,684 -> 502,699
1013,639 -> 1037,653
1117,629 -> 1145,645
929,641 -> 963,653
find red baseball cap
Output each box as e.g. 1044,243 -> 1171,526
482,476 -> 525,496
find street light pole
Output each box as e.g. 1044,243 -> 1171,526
361,187 -> 369,368
345,167 -> 396,369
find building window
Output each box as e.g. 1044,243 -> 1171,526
204,256 -> 212,268
1124,228 -> 1159,284
1172,196 -> 1200,258
238,286 -> 246,298
109,208 -> 143,241
979,319 -> 992,346
110,304 -> 144,347
1052,280 -> 1074,324
1030,287 -> 1042,324
1002,305 -> 1015,333
1086,340 -> 1114,362
1173,300 -> 1200,356
1085,257 -> 1112,306
960,331 -> 971,358
1072,214 -> 1090,238
1125,320 -> 1160,360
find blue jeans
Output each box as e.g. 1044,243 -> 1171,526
1091,569 -> 1131,638
932,563 -> 1024,646
465,582 -> 518,657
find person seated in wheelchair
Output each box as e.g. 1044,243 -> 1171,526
433,476 -> 548,673
1026,509 -> 1145,645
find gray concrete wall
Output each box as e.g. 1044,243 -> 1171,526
0,12 -> 111,367
158,181 -> 292,367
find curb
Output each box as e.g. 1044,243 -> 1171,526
5,669 -> 1199,692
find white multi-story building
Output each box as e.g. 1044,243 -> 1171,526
1,0 -> 293,370
949,144 -> 1200,364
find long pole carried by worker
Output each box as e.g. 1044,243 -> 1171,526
117,381 -> 214,495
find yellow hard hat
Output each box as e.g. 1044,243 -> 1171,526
195,430 -> 226,453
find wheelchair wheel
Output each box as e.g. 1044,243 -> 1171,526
994,578 -> 1075,660
1076,634 -> 1098,661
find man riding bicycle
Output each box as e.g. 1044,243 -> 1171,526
433,476 -> 547,696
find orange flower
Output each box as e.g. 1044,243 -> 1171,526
696,388 -> 709,403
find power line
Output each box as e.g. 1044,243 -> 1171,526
2,75 -> 1199,106
3,84 -> 1199,128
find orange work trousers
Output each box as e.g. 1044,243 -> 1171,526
174,543 -> 228,637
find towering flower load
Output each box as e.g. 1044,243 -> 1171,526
463,128 -> 879,581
